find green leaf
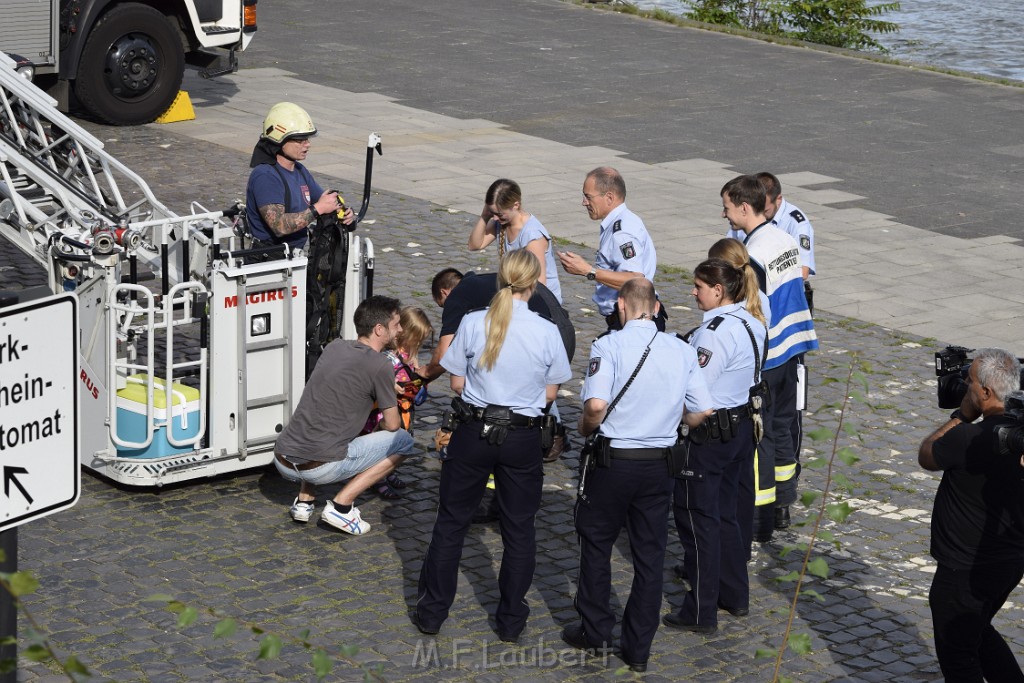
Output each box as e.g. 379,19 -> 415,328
827,501 -> 854,523
754,648 -> 778,659
22,644 -> 50,663
251,626 -> 265,635
852,370 -> 869,394
144,593 -> 175,603
803,456 -> 827,469
806,427 -> 834,442
789,632 -> 813,655
837,447 -> 860,466
807,557 -> 830,579
297,628 -> 312,642
7,572 -> 39,597
779,543 -> 807,558
0,636 -> 16,646
0,659 -> 15,674
817,529 -> 836,544
800,490 -> 821,506
165,600 -> 186,615
258,634 -> 283,660
64,655 -> 90,675
820,377 -> 839,385
801,589 -> 825,602
841,422 -> 859,437
340,643 -> 359,658
774,571 -> 800,583
850,389 -> 867,404
833,472 -> 853,492
214,618 -> 237,639
177,606 -> 199,628
313,648 -> 333,679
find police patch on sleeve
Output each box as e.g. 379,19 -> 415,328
588,358 -> 601,376
696,347 -> 713,368
790,209 -> 806,223
619,241 -> 636,260
800,234 -> 811,250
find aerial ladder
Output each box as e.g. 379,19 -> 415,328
0,54 -> 380,486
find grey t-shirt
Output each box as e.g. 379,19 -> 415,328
276,340 -> 397,462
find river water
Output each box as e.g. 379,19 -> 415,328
633,0 -> 1024,83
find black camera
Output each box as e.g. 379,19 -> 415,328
933,346 -> 1024,457
934,346 -> 973,409
998,394 -> 1024,458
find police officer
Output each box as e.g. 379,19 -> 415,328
664,259 -> 767,636
557,167 -> 665,331
414,250 -> 572,641
245,102 -> 354,251
721,175 -> 817,543
562,278 -> 712,672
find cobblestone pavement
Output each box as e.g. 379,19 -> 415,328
6,118 -> 1019,683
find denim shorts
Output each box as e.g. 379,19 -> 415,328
275,429 -> 416,485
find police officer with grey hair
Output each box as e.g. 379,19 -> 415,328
414,250 -> 572,642
562,277 -> 712,672
557,166 -> 664,331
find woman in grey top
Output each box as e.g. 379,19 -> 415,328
467,178 -> 562,303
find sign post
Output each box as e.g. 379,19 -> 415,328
0,292 -> 79,680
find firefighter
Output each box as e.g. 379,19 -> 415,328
245,102 -> 354,251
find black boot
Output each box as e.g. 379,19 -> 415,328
774,505 -> 791,530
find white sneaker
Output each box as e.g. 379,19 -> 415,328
289,498 -> 315,523
321,500 -> 370,535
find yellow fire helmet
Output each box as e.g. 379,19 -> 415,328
261,102 -> 317,144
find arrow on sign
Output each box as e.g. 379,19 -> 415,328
4,466 -> 33,504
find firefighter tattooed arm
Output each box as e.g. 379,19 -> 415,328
259,190 -> 342,237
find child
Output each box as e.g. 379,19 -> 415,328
364,306 -> 434,499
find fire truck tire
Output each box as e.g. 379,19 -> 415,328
74,3 -> 184,126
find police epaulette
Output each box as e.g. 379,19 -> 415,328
611,219 -> 622,232
706,316 -> 725,331
466,306 -> 488,314
790,209 -> 806,223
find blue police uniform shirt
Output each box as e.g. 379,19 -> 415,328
441,298 -> 572,416
504,216 -> 563,304
581,319 -> 712,448
593,204 -> 657,315
726,198 -> 815,275
688,302 -> 767,408
245,162 -> 323,249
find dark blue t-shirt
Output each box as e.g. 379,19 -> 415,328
245,162 -> 323,249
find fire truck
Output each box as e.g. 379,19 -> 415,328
0,54 -> 381,487
0,0 -> 257,125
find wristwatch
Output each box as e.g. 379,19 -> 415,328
586,269 -> 597,281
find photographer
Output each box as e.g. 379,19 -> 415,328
918,347 -> 1024,682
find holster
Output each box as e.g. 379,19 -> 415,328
539,414 -> 556,451
589,434 -> 611,468
750,378 -> 771,412
667,440 -> 688,477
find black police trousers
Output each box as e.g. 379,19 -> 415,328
574,458 -> 672,664
416,419 -> 543,638
672,419 -> 755,628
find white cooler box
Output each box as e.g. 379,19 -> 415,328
116,375 -> 201,458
